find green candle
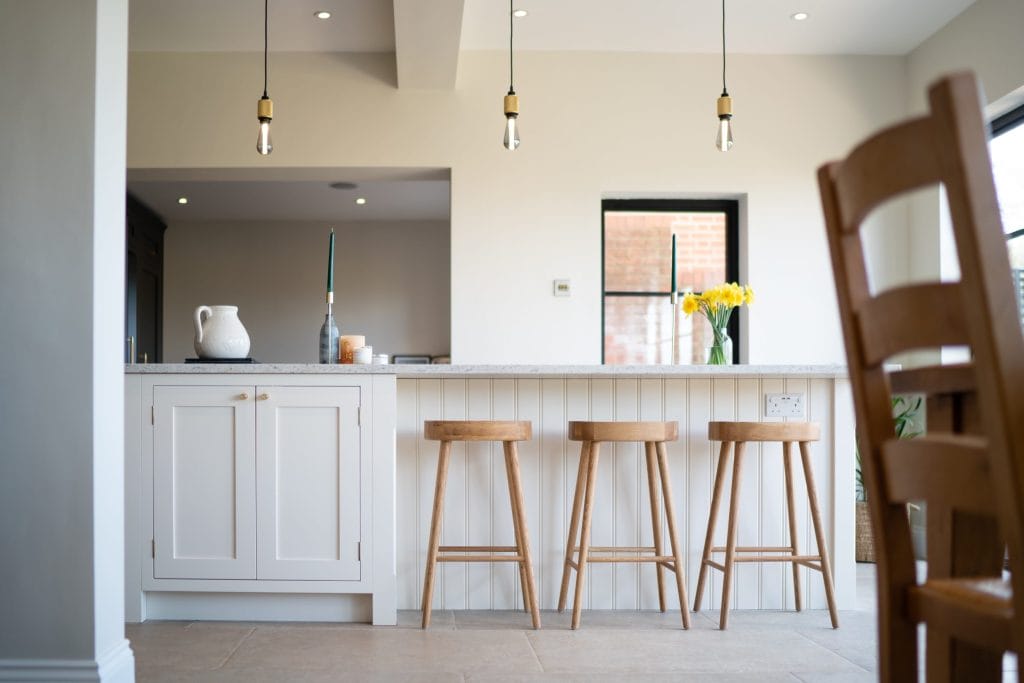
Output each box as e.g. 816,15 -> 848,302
327,229 -> 335,293
671,233 -> 677,294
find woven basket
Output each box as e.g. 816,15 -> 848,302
855,500 -> 875,563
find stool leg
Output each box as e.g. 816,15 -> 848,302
502,441 -> 532,616
505,441 -> 541,629
421,440 -> 452,628
644,442 -> 666,612
571,441 -> 601,629
694,440 -> 732,612
719,440 -> 746,630
558,440 -> 591,612
656,441 -> 691,629
782,441 -> 803,612
799,441 -> 839,629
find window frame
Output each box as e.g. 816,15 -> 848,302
601,198 -> 741,364
992,102 -> 1024,237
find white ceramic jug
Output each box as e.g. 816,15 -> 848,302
193,305 -> 251,359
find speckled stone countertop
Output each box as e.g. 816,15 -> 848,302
125,364 -> 847,378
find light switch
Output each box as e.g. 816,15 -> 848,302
553,279 -> 571,297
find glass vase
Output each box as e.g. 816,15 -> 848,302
705,327 -> 732,365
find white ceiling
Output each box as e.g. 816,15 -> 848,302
129,0 -> 975,56
127,168 -> 450,223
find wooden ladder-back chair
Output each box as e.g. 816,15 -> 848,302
818,71 -> 1024,682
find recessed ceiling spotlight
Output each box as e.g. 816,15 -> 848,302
791,11 -> 809,21
355,197 -> 367,205
513,9 -> 528,17
177,197 -> 188,205
314,10 -> 331,19
329,181 -> 358,190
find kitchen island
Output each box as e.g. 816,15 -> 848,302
125,364 -> 854,625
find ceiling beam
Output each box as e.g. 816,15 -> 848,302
393,0 -> 464,89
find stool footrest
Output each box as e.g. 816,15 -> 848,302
731,554 -> 822,563
704,560 -> 727,572
437,554 -> 524,563
794,559 -> 824,571
710,545 -> 796,553
574,546 -> 657,553
585,555 -> 676,563
439,545 -> 518,552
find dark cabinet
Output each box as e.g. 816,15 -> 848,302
126,195 -> 165,363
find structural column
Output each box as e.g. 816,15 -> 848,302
0,1 -> 133,680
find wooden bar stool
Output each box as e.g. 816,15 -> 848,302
557,421 -> 691,630
421,420 -> 540,629
693,421 -> 839,629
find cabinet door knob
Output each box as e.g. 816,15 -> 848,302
238,393 -> 249,401
258,393 -> 270,401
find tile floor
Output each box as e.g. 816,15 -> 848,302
123,565 -> 912,681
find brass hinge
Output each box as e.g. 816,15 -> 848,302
151,539 -> 155,558
150,406 -> 154,425
357,541 -> 361,561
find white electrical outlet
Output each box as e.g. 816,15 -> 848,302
765,393 -> 805,418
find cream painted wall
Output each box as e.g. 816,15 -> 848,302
163,220 -> 450,362
905,0 -> 1024,291
128,51 -> 908,364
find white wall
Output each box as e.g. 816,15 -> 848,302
0,0 -> 133,679
128,50 -> 908,364
163,220 -> 450,362
905,0 -> 1024,291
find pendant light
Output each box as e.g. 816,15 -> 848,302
256,0 -> 273,155
715,0 -> 733,152
502,0 -> 520,151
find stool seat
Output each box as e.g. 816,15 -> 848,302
559,420 -> 690,630
708,421 -> 820,443
425,420 -> 531,442
569,420 -> 678,443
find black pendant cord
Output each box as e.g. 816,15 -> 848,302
263,0 -> 269,98
508,0 -> 515,95
720,0 -> 728,97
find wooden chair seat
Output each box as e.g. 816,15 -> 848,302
707,421 -> 820,443
424,420 -> 531,442
569,420 -> 678,443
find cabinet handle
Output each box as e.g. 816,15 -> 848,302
237,393 -> 249,401
258,393 -> 270,401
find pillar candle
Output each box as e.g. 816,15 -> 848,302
339,335 -> 365,364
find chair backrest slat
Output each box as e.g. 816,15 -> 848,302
856,283 -> 970,366
833,117 -> 941,231
881,435 -> 994,514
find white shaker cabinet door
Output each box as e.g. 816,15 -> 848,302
256,386 -> 362,581
153,385 -> 257,580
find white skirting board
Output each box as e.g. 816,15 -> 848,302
0,639 -> 135,683
396,376 -> 856,612
145,593 -> 373,622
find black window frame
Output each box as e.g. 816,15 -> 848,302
992,102 -> 1024,238
601,198 -> 741,364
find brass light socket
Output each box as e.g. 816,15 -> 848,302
257,97 -> 274,121
503,94 -> 519,116
717,94 -> 732,118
